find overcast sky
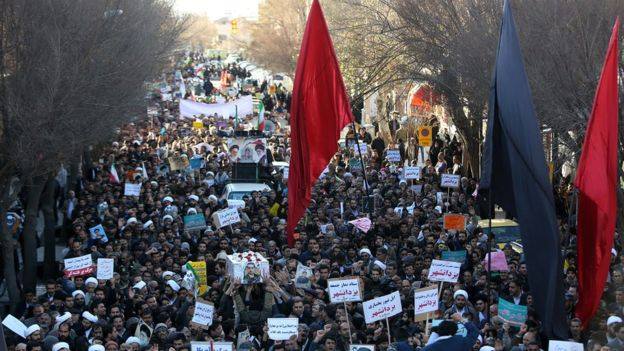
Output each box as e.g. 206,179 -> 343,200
174,0 -> 260,19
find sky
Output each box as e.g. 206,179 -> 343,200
174,0 -> 260,20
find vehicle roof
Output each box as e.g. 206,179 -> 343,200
225,183 -> 271,192
477,219 -> 519,228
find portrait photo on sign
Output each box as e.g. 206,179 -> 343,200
227,138 -> 267,164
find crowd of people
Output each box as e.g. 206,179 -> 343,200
3,52 -> 623,351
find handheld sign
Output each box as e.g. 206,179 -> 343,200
64,254 -> 94,277
548,340 -> 583,351
2,314 -> 27,338
349,345 -> 375,351
427,259 -> 461,283
88,224 -> 109,243
191,299 -> 214,329
404,166 -> 421,180
96,258 -> 114,280
440,174 -> 460,188
443,214 -> 466,231
267,318 -> 298,340
328,277 -> 362,303
441,250 -> 466,263
168,156 -> 190,171
363,291 -> 402,323
498,298 -> 527,326
386,149 -> 401,162
190,342 -> 233,351
211,208 -> 240,228
184,213 -> 207,231
483,251 -> 509,271
124,183 -> 142,197
189,156 -> 204,170
413,286 -> 439,321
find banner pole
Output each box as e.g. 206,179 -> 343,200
351,121 -> 370,213
385,317 -> 392,345
487,188 -> 493,322
344,302 -> 353,345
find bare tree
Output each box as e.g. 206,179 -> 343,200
0,0 -> 185,304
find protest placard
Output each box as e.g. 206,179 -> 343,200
441,250 -> 466,263
186,261 -> 208,296
184,213 -> 207,231
295,263 -> 313,289
96,258 -> 114,280
349,217 -> 372,233
404,166 -> 421,180
363,291 -> 402,323
328,277 -> 362,303
88,224 -> 109,243
413,286 -> 439,321
443,214 -> 466,231
349,345 -> 375,351
124,183 -> 142,197
548,340 -> 583,351
350,142 -> 367,154
211,208 -> 240,228
2,314 -> 27,338
283,167 -> 289,179
349,158 -> 363,172
168,156 -> 190,171
192,121 -> 204,129
189,156 -> 204,170
498,298 -> 527,326
440,174 -> 460,188
483,251 -> 509,271
427,259 -> 461,283
191,299 -> 214,329
386,149 -> 401,162
267,318 -> 299,340
190,342 -> 233,351
64,254 -> 94,277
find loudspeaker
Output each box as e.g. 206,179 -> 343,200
232,163 -> 258,181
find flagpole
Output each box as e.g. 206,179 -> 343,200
487,188 -> 493,322
351,121 -> 370,213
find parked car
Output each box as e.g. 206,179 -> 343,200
221,183 -> 271,209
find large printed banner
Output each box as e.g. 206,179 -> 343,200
180,96 -> 253,119
227,138 -> 268,163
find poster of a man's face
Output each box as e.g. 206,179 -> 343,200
243,262 -> 261,285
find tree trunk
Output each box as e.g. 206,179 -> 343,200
41,175 -> 58,279
68,158 -> 80,195
21,176 -> 46,294
0,177 -> 23,313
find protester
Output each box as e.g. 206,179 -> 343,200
0,51 -> 615,351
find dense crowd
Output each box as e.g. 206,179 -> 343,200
3,53 -> 623,351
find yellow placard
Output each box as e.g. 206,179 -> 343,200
193,121 -> 204,129
186,261 -> 208,295
417,126 -> 433,146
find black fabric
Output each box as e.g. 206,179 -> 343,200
480,0 -> 568,339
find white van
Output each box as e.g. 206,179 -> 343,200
221,183 -> 272,208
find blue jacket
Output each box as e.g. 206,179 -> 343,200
421,322 -> 479,351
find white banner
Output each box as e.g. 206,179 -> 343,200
328,277 -> 362,303
212,208 -> 241,228
414,286 -> 439,317
64,254 -> 94,277
428,259 -> 461,283
124,183 -> 142,197
548,340 -> 583,351
190,342 -> 234,351
97,258 -> 114,280
191,299 -> 214,327
268,318 -> 299,340
180,95 -> 253,119
404,166 -> 421,180
363,291 -> 402,323
440,174 -> 460,188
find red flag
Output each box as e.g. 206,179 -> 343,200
574,18 -> 619,327
287,0 -> 354,246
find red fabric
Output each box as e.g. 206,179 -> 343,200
410,85 -> 440,110
287,0 -> 354,246
574,18 -> 619,327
